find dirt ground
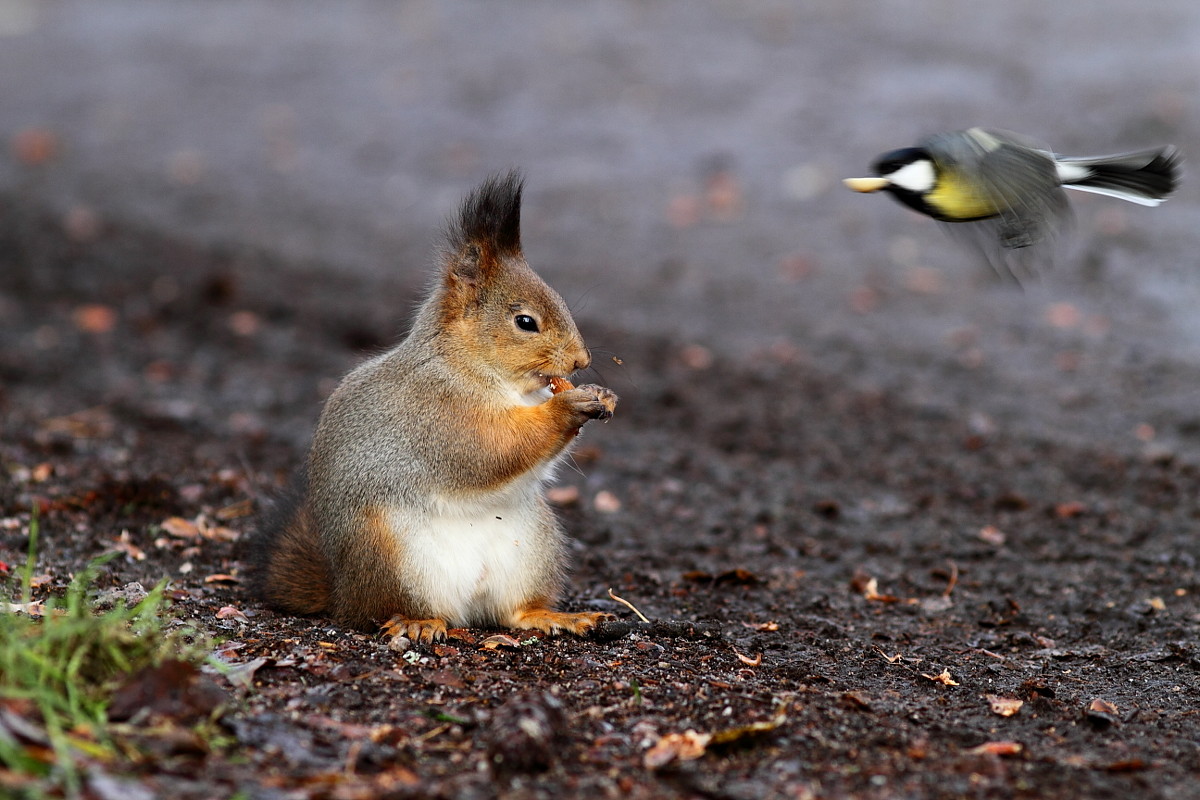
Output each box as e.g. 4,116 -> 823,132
2,190 -> 1198,800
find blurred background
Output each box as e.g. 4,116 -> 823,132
2,0 -> 1198,456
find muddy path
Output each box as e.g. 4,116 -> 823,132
2,204 -> 1197,799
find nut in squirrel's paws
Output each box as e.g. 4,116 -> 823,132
570,383 -> 619,421
382,616 -> 448,644
507,608 -> 613,637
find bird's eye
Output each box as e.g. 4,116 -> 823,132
514,314 -> 539,333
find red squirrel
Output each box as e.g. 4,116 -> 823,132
249,172 -> 618,643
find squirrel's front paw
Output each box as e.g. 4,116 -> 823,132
382,616 -> 448,644
558,384 -> 618,425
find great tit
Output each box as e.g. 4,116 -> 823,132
844,127 -> 1180,251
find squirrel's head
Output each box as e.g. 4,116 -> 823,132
437,171 -> 590,395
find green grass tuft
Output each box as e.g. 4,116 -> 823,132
0,512 -> 214,795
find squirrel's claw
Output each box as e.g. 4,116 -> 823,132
382,616 -> 448,644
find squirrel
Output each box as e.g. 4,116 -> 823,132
248,171 -> 618,643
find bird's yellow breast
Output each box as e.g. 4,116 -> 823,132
926,168 -> 1002,221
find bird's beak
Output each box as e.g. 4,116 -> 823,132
843,177 -> 890,193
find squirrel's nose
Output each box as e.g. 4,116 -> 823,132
573,350 -> 591,373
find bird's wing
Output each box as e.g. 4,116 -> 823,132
975,141 -> 1069,248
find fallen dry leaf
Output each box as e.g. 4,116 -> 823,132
161,516 -> 201,539
429,669 -> 465,689
714,568 -> 762,586
978,525 -> 1007,546
215,606 -> 249,622
1088,698 -> 1118,715
593,490 -> 621,513
107,660 -> 228,723
72,304 -> 117,334
215,499 -> 255,520
545,486 -> 580,507
480,634 -> 523,651
222,657 -> 270,690
740,621 -> 779,632
644,730 -> 711,769
733,650 -> 762,667
109,532 -> 146,562
200,524 -> 239,542
708,707 -> 788,746
1055,501 -> 1086,519
967,741 -> 1023,757
842,691 -> 872,710
922,669 -> 959,686
204,573 -> 239,584
874,648 -> 903,664
986,695 -> 1023,717
862,577 -> 900,603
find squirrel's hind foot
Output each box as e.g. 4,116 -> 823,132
382,616 -> 448,644
508,608 -> 611,637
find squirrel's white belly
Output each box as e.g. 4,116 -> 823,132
388,499 -> 546,625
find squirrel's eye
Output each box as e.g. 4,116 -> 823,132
514,314 -> 539,333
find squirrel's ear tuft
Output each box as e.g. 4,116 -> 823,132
445,171 -> 524,262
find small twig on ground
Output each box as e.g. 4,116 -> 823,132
942,560 -> 959,598
608,588 -> 650,623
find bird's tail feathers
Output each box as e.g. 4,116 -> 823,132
1057,146 -> 1181,206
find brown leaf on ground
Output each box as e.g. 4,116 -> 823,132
108,532 -> 146,562
545,486 -> 580,507
733,650 -> 762,667
842,691 -> 873,710
161,516 -> 201,539
486,692 -> 568,774
644,730 -> 711,769
986,695 -> 1023,717
862,577 -> 900,603
922,669 -> 959,686
73,304 -> 117,334
683,568 -> 761,585
429,669 -> 465,689
479,634 -> 523,651
741,621 -> 779,632
1055,501 -> 1087,518
108,660 -> 228,723
216,606 -> 249,621
711,712 -> 788,751
978,525 -> 1007,546
966,741 -> 1023,756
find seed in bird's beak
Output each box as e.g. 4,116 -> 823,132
843,177 -> 890,193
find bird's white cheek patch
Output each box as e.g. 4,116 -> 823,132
887,160 -> 936,193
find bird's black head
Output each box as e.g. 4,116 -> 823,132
868,146 -> 940,218
871,147 -> 931,179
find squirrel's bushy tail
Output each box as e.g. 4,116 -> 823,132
244,481 -> 331,615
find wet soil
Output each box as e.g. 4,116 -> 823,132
1,200 -> 1198,799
